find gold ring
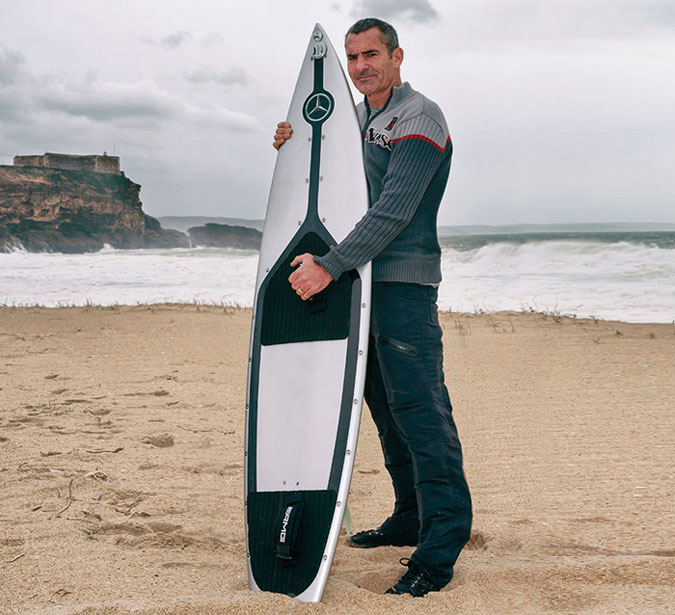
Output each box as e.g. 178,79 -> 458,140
297,289 -> 304,295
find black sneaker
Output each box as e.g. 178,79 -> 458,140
348,527 -> 417,549
385,558 -> 445,597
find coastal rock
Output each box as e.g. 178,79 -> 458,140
0,164 -> 189,252
188,223 -> 261,250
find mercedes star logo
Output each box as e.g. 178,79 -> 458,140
303,92 -> 333,123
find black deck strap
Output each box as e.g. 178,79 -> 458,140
274,498 -> 305,565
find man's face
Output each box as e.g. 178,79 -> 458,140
345,27 -> 403,101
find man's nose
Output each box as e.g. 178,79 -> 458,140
355,55 -> 369,73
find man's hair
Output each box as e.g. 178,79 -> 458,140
346,18 -> 399,56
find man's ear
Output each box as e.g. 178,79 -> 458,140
393,47 -> 404,68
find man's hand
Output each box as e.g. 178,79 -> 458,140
273,121 -> 293,150
288,253 -> 332,301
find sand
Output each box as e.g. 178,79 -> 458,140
0,305 -> 673,615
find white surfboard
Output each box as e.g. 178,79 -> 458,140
245,24 -> 371,602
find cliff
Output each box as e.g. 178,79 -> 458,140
188,223 -> 262,250
0,165 -> 188,252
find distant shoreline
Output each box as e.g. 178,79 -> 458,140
156,216 -> 675,235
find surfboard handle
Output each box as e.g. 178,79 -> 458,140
274,499 -> 305,566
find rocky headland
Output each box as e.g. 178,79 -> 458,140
187,223 -> 261,250
0,159 -> 188,253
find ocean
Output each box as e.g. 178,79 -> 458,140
1,232 -> 673,323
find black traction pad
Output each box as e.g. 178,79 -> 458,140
248,489 -> 337,596
260,231 -> 356,346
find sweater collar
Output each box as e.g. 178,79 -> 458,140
364,81 -> 414,115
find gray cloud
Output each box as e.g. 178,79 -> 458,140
40,79 -> 176,122
351,0 -> 439,24
0,52 -> 258,135
141,30 -> 193,49
38,78 -> 259,131
160,30 -> 193,49
0,47 -> 32,124
183,66 -> 248,87
0,46 -> 26,85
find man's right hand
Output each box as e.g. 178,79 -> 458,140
273,121 -> 293,150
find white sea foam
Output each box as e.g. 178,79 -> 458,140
0,247 -> 258,308
0,240 -> 673,322
439,240 -> 674,322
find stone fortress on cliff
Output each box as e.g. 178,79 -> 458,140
0,151 -> 192,252
1,151 -> 258,252
13,152 -> 121,175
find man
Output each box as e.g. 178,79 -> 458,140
274,18 -> 472,597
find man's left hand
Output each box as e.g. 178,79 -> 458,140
288,253 -> 332,301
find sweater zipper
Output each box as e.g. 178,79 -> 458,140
362,89 -> 395,134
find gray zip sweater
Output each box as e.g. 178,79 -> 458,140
315,81 -> 452,284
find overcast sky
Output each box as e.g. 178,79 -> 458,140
1,0 -> 674,225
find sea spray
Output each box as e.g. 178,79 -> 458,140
1,236 -> 673,322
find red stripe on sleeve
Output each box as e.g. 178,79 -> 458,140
390,134 -> 451,152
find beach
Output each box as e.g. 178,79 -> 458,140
0,305 -> 673,615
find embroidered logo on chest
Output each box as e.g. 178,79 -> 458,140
365,127 -> 393,151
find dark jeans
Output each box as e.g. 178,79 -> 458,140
364,281 -> 472,585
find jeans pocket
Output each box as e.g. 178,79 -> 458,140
378,336 -> 419,357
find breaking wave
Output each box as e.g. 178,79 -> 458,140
0,237 -> 673,323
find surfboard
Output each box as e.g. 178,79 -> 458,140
245,24 -> 371,602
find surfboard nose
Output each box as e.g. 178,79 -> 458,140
310,24 -> 328,60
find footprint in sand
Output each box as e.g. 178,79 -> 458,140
141,433 -> 174,447
465,530 -> 491,550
